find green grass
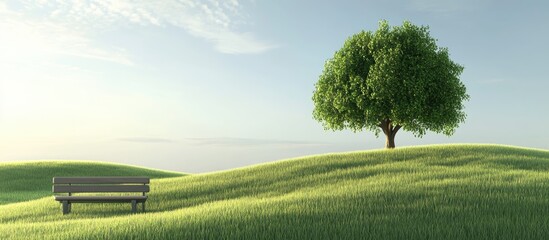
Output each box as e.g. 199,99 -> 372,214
0,161 -> 184,204
2,144 -> 549,239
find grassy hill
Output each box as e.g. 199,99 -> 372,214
0,161 -> 184,204
2,144 -> 549,239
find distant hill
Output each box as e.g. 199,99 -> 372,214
0,160 -> 184,204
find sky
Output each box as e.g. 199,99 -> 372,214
1,0 -> 548,173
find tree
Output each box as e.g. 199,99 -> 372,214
312,20 -> 469,149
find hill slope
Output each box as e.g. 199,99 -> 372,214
2,145 -> 549,239
0,161 -> 184,204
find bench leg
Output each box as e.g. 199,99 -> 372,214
68,203 -> 72,213
131,200 -> 137,213
142,201 -> 145,212
62,201 -> 69,215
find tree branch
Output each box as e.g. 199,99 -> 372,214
391,125 -> 402,137
379,119 -> 392,136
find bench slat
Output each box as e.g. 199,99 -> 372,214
53,185 -> 149,193
54,196 -> 147,202
53,177 -> 149,184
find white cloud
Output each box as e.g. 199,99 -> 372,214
0,4 -> 133,65
12,0 -> 275,55
118,137 -> 175,143
185,138 -> 328,148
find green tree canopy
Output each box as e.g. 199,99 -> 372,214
312,20 -> 469,148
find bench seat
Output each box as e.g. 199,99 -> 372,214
52,176 -> 150,214
54,196 -> 147,203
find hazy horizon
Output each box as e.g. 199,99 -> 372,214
2,0 -> 548,173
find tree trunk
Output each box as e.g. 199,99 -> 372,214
379,119 -> 401,149
385,133 -> 396,149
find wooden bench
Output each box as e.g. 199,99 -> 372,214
52,177 -> 149,215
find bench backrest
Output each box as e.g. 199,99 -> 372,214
52,177 -> 150,194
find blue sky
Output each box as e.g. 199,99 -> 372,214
1,0 -> 548,173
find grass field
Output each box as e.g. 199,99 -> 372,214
2,144 -> 549,239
